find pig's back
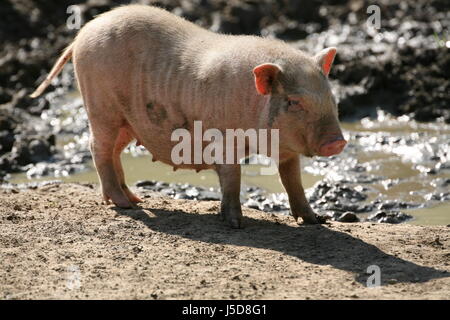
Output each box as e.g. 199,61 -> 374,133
73,5 -> 212,111
73,5 -> 202,66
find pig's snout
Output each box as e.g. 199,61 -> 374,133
318,137 -> 347,157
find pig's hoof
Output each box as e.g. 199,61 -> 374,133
300,219 -> 319,225
103,194 -> 133,209
299,214 -> 327,225
228,218 -> 243,229
114,201 -> 133,209
218,212 -> 243,228
298,215 -> 320,225
315,214 -> 329,224
124,188 -> 143,203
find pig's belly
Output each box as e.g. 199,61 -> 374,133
129,101 -> 213,171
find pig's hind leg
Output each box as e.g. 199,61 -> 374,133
89,121 -> 133,209
112,126 -> 143,204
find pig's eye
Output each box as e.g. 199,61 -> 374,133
287,99 -> 304,109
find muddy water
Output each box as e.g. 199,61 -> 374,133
10,151 -> 322,192
9,98 -> 450,225
407,203 -> 450,226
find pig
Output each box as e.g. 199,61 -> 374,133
31,5 -> 346,228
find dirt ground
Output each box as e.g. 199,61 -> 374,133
0,182 -> 449,299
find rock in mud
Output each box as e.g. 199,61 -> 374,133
366,211 -> 413,224
337,212 -> 360,223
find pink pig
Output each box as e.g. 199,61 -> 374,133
31,5 -> 346,228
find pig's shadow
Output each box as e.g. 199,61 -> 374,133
113,205 -> 449,286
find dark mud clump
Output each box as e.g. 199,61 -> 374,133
366,211 -> 413,224
0,108 -> 55,176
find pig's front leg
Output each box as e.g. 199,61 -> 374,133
216,164 -> 243,229
278,155 -> 319,224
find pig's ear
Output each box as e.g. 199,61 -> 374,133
314,47 -> 337,77
253,63 -> 282,95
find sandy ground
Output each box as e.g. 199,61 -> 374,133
0,182 -> 449,299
